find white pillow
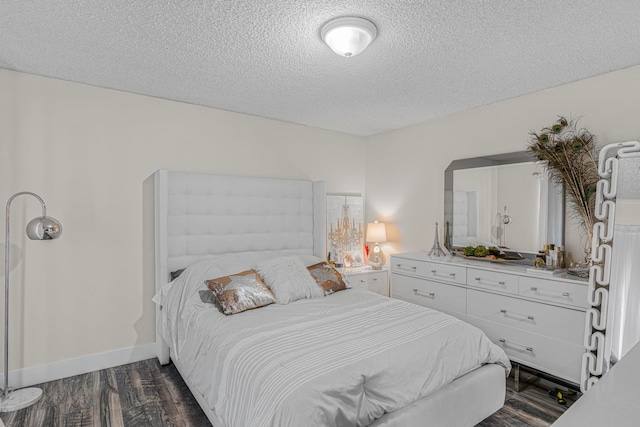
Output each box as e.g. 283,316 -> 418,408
255,255 -> 324,304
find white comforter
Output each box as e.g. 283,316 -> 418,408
160,266 -> 510,427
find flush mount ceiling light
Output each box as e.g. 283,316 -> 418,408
321,17 -> 377,58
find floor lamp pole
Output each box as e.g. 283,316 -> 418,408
1,192 -> 62,412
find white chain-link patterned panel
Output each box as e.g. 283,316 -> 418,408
581,141 -> 640,392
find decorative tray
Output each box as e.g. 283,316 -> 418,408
457,254 -> 517,264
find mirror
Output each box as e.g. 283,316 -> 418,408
444,151 -> 564,255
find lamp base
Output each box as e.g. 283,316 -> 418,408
368,244 -> 386,270
0,387 -> 43,412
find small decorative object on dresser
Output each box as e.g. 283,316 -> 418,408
428,222 -> 446,257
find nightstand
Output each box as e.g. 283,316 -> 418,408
339,267 -> 389,297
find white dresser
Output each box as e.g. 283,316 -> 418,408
391,252 -> 587,385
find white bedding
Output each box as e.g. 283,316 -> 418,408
159,261 -> 510,427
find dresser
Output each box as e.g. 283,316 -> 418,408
339,267 -> 389,296
391,252 -> 587,386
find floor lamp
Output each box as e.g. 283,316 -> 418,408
1,192 -> 62,412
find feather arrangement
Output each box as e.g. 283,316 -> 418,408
528,117 -> 599,261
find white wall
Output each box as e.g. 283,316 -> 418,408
366,65 -> 640,264
0,69 -> 365,374
2,63 -> 640,381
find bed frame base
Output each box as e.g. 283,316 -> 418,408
169,355 -> 505,427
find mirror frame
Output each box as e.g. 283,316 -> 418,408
444,151 -> 564,256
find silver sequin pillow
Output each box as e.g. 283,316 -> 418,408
307,262 -> 348,295
205,270 -> 275,315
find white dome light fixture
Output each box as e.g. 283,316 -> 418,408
321,17 -> 377,58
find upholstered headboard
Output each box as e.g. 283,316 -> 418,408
153,170 -> 326,363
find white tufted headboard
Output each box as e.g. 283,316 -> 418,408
153,170 -> 326,363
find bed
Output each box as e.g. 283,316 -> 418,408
153,170 -> 510,427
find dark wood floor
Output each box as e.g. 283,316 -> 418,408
1,359 -> 577,426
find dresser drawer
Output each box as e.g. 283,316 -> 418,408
423,262 -> 467,286
467,268 -> 518,295
467,316 -> 584,384
519,277 -> 588,309
392,258 -> 428,276
467,289 -> 585,345
392,274 -> 466,319
348,271 -> 388,296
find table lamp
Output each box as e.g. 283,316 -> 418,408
366,221 -> 387,270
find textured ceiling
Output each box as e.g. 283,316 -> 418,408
3,1 -> 640,136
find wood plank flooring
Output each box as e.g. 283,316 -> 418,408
1,359 -> 577,426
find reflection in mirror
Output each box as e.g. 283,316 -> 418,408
445,151 -> 564,255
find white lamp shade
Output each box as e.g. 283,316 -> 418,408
321,17 -> 377,57
366,222 -> 387,243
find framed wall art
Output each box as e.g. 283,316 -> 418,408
326,195 -> 364,267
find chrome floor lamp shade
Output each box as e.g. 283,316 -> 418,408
1,192 -> 62,412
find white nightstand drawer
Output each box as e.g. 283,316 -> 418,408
467,316 -> 584,384
392,274 -> 466,319
519,277 -> 588,309
467,268 -> 518,295
392,259 -> 427,276
467,289 -> 585,345
348,270 -> 388,296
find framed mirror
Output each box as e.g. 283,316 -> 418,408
444,151 -> 564,256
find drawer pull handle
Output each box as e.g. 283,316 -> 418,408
475,278 -> 506,287
396,264 -> 417,273
412,289 -> 435,298
499,338 -> 533,352
432,269 -> 456,279
500,309 -> 535,321
372,278 -> 378,281
360,279 -> 366,283
530,287 -> 571,298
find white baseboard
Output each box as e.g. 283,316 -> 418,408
2,342 -> 156,389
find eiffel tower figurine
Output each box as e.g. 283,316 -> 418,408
443,220 -> 452,252
428,222 -> 445,257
